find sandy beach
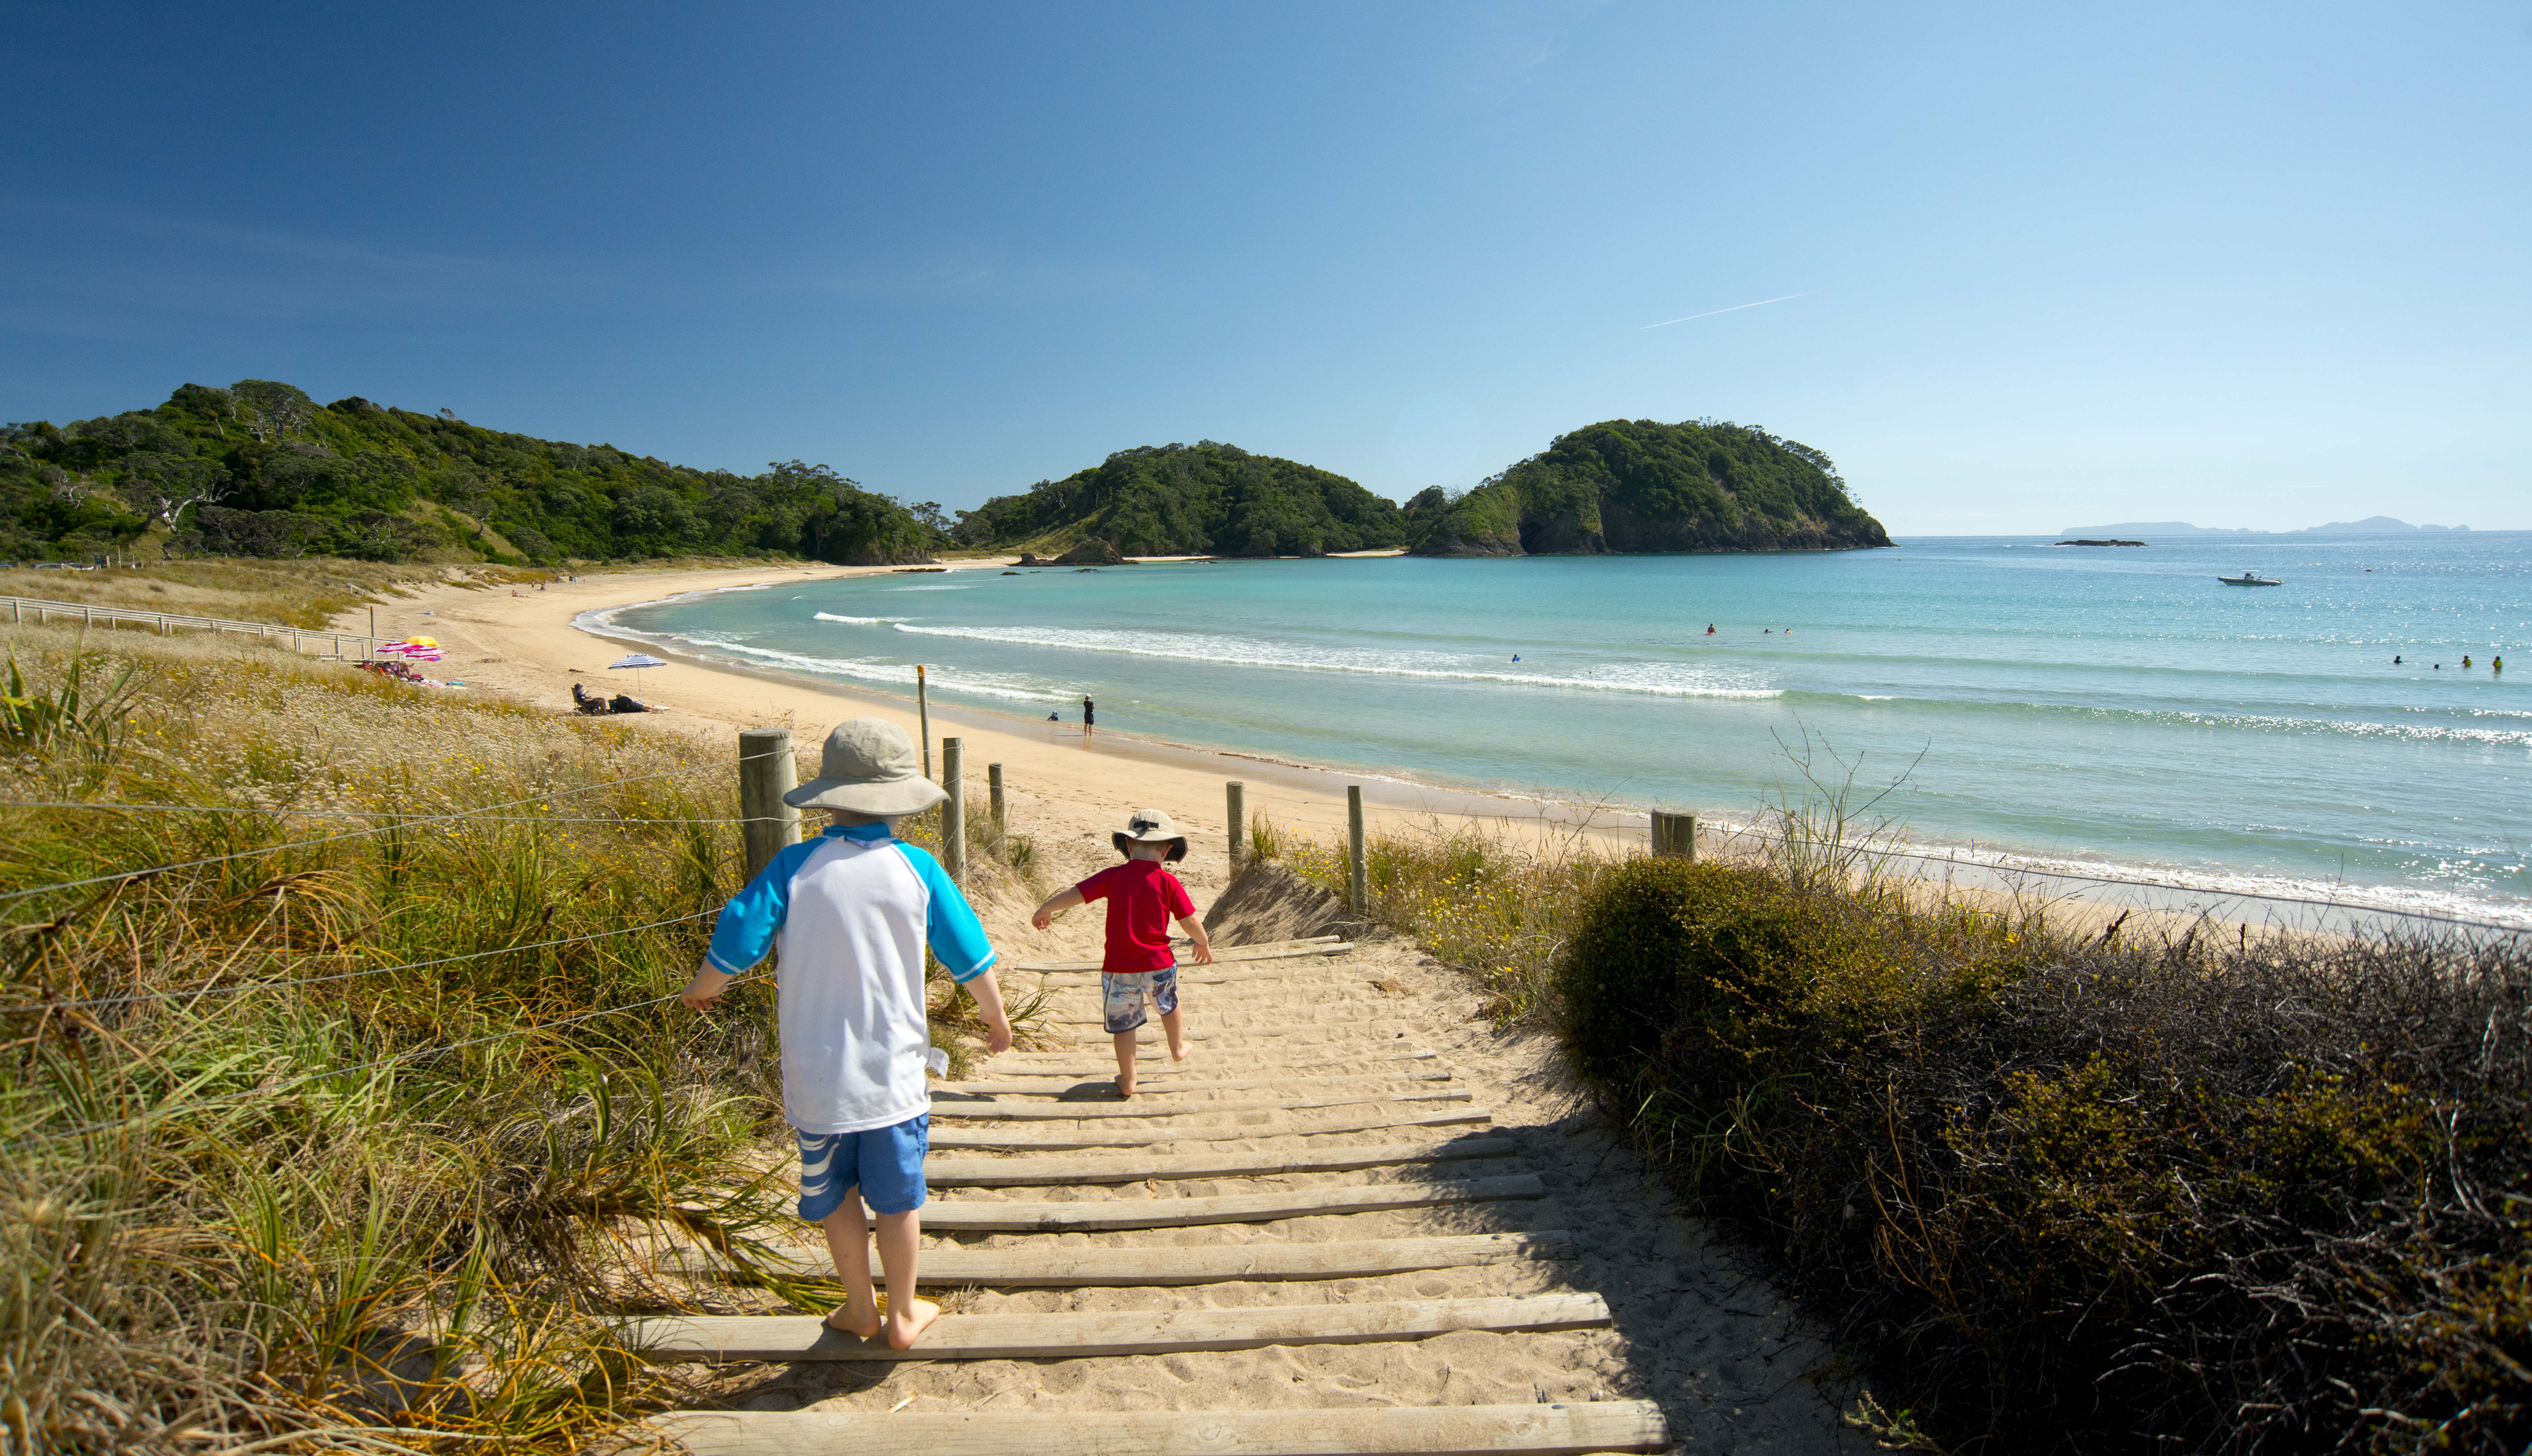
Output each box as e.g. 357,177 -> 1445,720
333,562 -> 1652,870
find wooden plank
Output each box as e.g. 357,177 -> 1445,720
909,1173 -> 1542,1232
927,1106 -> 1492,1151
1011,943 -> 1353,974
626,1291 -> 1608,1364
927,1091 -> 1471,1121
672,1229 -> 1572,1287
935,1070 -> 1453,1097
976,1050 -> 1440,1077
655,1400 -> 1666,1455
924,1137 -> 1514,1187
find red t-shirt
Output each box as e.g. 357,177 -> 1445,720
1076,859 -> 1196,972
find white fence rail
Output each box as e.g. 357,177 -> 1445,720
2,595 -> 383,659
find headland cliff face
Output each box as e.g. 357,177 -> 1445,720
1405,419 -> 1891,557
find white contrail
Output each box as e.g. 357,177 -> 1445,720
1640,292 -> 1811,329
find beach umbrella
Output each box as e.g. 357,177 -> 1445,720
608,652 -> 668,693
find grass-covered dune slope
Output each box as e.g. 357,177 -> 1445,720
1410,419 -> 1891,556
0,618 -> 1034,1449
2,380 -> 942,567
950,440 -> 1411,558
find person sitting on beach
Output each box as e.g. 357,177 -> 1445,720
571,682 -> 609,715
679,719 -> 1012,1351
1029,808 -> 1213,1098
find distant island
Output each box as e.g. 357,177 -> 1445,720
2059,516 -> 2472,537
955,418 -> 1891,560
1408,419 -> 1888,557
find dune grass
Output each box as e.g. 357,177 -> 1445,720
0,624 -> 1031,1452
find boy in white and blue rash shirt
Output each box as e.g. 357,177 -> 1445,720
680,719 -> 1009,1351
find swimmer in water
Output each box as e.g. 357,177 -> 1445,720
1706,624 -> 1715,635
2394,655 -> 2402,665
1511,654 -> 1520,662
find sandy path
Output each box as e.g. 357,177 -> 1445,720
642,832 -> 1860,1455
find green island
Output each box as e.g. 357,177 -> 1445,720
950,420 -> 1890,559
2,380 -> 941,566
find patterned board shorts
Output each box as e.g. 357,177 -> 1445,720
1100,965 -> 1180,1033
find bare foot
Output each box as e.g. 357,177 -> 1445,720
884,1296 -> 944,1350
824,1297 -> 882,1340
1169,1041 -> 1191,1063
1114,1075 -> 1136,1099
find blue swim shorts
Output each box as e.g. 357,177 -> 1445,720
1100,964 -> 1180,1034
795,1112 -> 929,1222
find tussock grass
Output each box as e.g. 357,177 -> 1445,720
1251,812 -> 1616,1023
0,625 -> 1032,1453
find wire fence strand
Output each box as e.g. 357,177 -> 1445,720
0,749 -> 788,906
3,908 -> 723,1013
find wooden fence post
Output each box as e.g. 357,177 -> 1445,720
916,665 -> 932,780
941,737 -> 965,882
1225,780 -> 1246,872
1346,785 -> 1368,914
738,727 -> 800,883
1651,810 -> 1697,861
988,762 -> 1006,839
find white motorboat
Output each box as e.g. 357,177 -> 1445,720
2216,571 -> 2281,586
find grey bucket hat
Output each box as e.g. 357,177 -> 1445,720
1112,807 -> 1188,862
783,719 -> 947,816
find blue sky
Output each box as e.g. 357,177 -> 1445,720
3,1 -> 2525,533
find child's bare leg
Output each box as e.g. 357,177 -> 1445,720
1160,1005 -> 1190,1062
820,1192 -> 881,1338
873,1208 -> 939,1349
1112,1028 -> 1139,1096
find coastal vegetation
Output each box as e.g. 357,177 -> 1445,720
2,381 -> 943,567
1409,419 -> 1890,556
950,442 -> 1409,558
1268,818 -> 2529,1453
0,621 -> 1034,1450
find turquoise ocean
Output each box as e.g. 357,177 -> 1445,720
592,533 -> 2532,925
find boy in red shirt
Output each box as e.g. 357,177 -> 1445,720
1031,808 -> 1214,1096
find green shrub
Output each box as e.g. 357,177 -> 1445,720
1558,863 -> 2532,1454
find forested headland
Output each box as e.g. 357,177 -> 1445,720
1,381 -> 941,566
1407,419 -> 1890,556
954,421 -> 1887,560
949,441 -> 1409,557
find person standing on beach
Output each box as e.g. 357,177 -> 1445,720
679,719 -> 1011,1350
1030,809 -> 1213,1097
1082,695 -> 1095,736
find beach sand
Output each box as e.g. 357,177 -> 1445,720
333,562 -> 1653,866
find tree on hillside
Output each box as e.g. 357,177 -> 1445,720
121,454 -> 229,531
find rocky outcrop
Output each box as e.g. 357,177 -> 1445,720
1054,537 -> 1128,566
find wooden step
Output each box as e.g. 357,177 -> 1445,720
924,1135 -> 1515,1186
655,1400 -> 1667,1455
625,1290 -> 1608,1363
653,1398 -> 1661,1456
934,1070 -> 1453,1098
673,1229 -> 1571,1287
906,1173 -> 1543,1232
927,1106 -> 1490,1151
1011,943 -> 1354,974
978,1049 -> 1438,1075
927,1091 -> 1471,1121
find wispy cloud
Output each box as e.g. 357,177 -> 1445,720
1641,292 -> 1811,330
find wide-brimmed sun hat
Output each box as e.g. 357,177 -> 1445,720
1113,807 -> 1188,861
783,719 -> 947,816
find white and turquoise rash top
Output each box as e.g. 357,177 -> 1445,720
706,822 -> 996,1135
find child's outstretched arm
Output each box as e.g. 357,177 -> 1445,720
1176,913 -> 1214,964
1030,886 -> 1085,930
679,960 -> 735,1010
964,968 -> 1015,1054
